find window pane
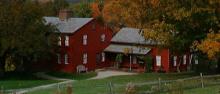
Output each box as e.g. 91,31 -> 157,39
65,36 -> 69,46
173,56 -> 177,66
58,36 -> 61,46
57,54 -> 61,64
65,54 -> 69,64
156,56 -> 161,66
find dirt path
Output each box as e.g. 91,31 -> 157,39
90,70 -> 137,79
9,72 -> 75,94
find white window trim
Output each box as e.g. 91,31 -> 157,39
183,55 -> 187,65
156,56 -> 161,67
83,53 -> 88,64
101,34 -> 105,42
58,36 -> 61,46
57,54 -> 61,64
101,52 -> 105,62
64,54 -> 69,64
83,35 -> 87,45
65,36 -> 69,46
173,56 -> 177,67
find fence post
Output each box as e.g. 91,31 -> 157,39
1,86 -> 3,94
108,82 -> 114,94
200,73 -> 204,88
158,77 -> 161,91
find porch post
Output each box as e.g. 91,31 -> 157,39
130,54 -> 132,71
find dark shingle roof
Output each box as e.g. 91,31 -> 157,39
44,17 -> 93,33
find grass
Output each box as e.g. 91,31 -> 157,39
28,72 -> 198,94
46,71 -> 97,80
184,85 -> 220,94
0,72 -> 59,90
0,80 -> 59,90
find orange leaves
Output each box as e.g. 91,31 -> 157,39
91,2 -> 101,18
197,31 -> 220,59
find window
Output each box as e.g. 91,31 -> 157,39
101,52 -> 105,62
65,36 -> 69,46
57,54 -> 61,64
101,34 -> 105,42
58,36 -> 61,46
195,59 -> 198,64
156,56 -> 161,66
173,56 -> 177,66
83,53 -> 88,64
83,35 -> 87,45
64,54 -> 69,64
183,55 -> 187,65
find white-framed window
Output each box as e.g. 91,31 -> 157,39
65,35 -> 69,46
83,53 -> 88,64
58,36 -> 61,46
57,54 -> 61,64
101,52 -> 105,62
173,56 -> 177,66
183,55 -> 187,65
101,34 -> 105,42
156,56 -> 161,67
195,59 -> 198,65
64,54 -> 69,64
83,35 -> 87,45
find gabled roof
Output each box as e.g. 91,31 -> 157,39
44,17 -> 93,33
104,44 -> 151,55
111,27 -> 157,45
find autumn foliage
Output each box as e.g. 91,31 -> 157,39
197,31 -> 220,59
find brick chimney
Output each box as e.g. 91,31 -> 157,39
59,9 -> 72,21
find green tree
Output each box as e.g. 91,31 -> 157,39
103,0 -> 220,72
69,1 -> 92,17
0,0 -> 58,76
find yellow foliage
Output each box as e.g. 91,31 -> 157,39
123,48 -> 131,55
197,32 -> 220,59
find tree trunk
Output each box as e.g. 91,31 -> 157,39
0,55 -> 6,78
177,56 -> 182,73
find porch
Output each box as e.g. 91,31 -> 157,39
104,44 -> 152,72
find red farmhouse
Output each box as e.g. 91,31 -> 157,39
104,27 -> 191,72
44,10 -> 113,73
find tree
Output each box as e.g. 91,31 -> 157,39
69,1 -> 92,17
196,31 -> 220,59
0,0 -> 57,75
103,0 -> 220,72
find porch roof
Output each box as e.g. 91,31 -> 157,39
104,44 -> 151,55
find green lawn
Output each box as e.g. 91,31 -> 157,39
0,72 -> 59,90
28,72 -> 198,94
46,71 -> 97,80
0,80 -> 59,90
184,85 -> 220,94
